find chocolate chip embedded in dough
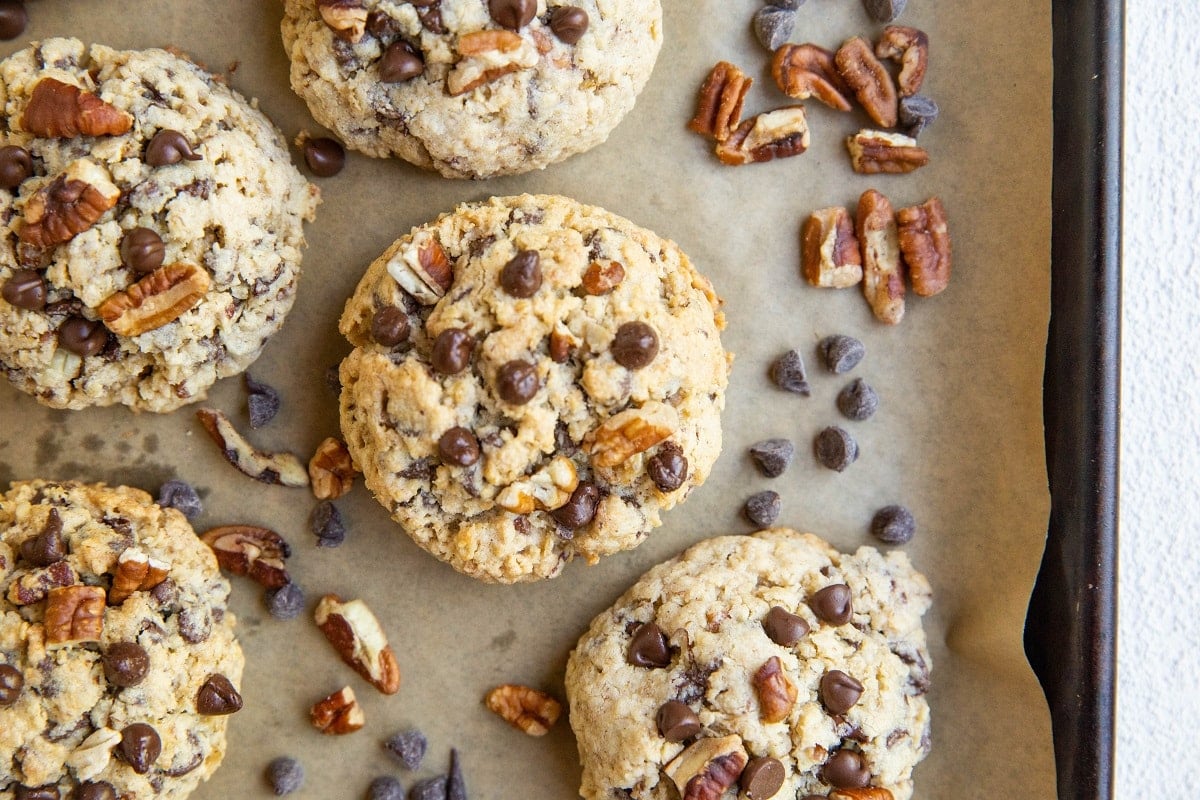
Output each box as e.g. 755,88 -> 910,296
655,700 -> 701,742
0,663 -> 23,707
303,137 -> 346,177
431,328 -> 474,374
379,40 -> 424,83
549,6 -> 589,43
19,508 -> 64,566
102,642 -> 150,687
626,622 -> 670,668
75,783 -> 117,800
762,605 -> 809,646
197,673 -> 244,715
488,0 -> 536,30
809,584 -> 853,625
58,316 -> 107,357
739,756 -> 786,799
146,129 -> 202,167
647,441 -> 688,492
371,306 -> 410,347
611,321 -> 659,369
438,426 -> 481,467
0,144 -> 33,188
820,670 -> 864,715
13,786 -> 59,800
496,359 -> 539,404
118,722 -> 162,774
500,250 -> 542,298
550,481 -> 599,529
822,748 -> 871,788
2,269 -> 46,310
120,227 -> 166,275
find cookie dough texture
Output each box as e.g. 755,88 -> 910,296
0,38 -> 320,412
0,481 -> 244,799
566,529 -> 932,800
339,194 -> 729,582
281,0 -> 662,179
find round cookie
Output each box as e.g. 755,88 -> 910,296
0,38 -> 320,412
338,194 -> 729,582
0,480 -> 244,799
565,529 -> 932,800
281,0 -> 662,179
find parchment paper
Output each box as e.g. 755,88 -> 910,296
0,1 -> 1055,797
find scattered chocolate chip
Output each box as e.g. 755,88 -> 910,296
740,756 -> 786,799
647,441 -> 688,492
303,136 -> 346,177
752,6 -> 794,51
146,129 -> 202,167
244,374 -> 281,429
488,0 -> 536,29
118,723 -> 162,774
500,250 -> 542,297
626,622 -> 670,668
326,364 -> 343,394
431,328 -> 474,374
871,505 -> 916,544
120,227 -> 165,274
744,490 -> 781,527
899,94 -> 940,138
0,0 -> 26,41
75,783 -> 117,800
810,584 -> 853,625
368,776 -> 405,800
767,0 -> 804,8
265,581 -> 305,620
861,0 -> 906,22
102,642 -> 150,687
820,670 -> 864,715
611,321 -> 659,369
837,378 -> 879,421
814,426 -> 858,472
818,335 -> 865,374
762,605 -> 809,646
386,729 -> 428,770
267,756 -> 305,795
0,144 -> 33,189
408,775 -> 447,800
749,438 -> 794,478
447,748 -> 467,800
439,426 -> 481,466
2,268 -> 46,310
770,349 -> 809,395
197,673 -> 243,715
496,360 -> 539,404
157,479 -> 203,520
372,306 -> 410,347
379,40 -> 425,83
550,481 -> 599,529
310,500 -> 346,548
19,508 -> 64,566
549,6 -> 589,43
822,748 -> 871,788
13,787 -> 59,800
58,316 -> 107,357
655,700 -> 701,742
0,663 -> 23,707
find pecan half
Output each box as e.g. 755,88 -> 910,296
98,262 -> 211,337
897,197 -> 951,296
309,437 -> 357,500
45,584 -> 106,646
835,37 -> 898,128
199,525 -> 291,588
446,30 -> 538,96
715,106 -> 810,166
495,456 -> 578,513
581,260 -> 625,295
485,684 -> 562,736
66,728 -> 122,782
386,230 -> 453,304
846,130 -> 929,174
803,207 -> 863,288
310,686 -> 366,734
587,401 -> 679,469
195,408 -> 311,487
687,61 -> 752,142
315,594 -> 401,695
7,560 -> 77,606
318,0 -> 368,43
664,735 -> 749,800
857,190 -> 905,325
19,158 -> 121,249
772,44 -> 852,112
108,548 -> 170,605
830,789 -> 895,800
22,78 -> 133,138
876,26 -> 928,97
753,656 -> 798,723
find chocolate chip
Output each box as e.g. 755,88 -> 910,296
549,6 -> 589,43
75,783 -> 117,800
19,508 -> 64,566
762,605 -> 808,646
368,776 -> 405,800
265,581 -> 305,620
431,328 -> 474,374
372,306 -> 411,347
871,504 -> 915,544
496,360 -> 539,404
739,756 -> 785,799
102,642 -> 150,687
814,426 -> 858,471
58,316 -> 107,357
2,268 -> 46,310
550,481 -> 599,529
655,700 -> 701,742
447,748 -> 467,800
769,349 -> 809,395
119,723 -> 162,774
820,670 -> 864,715
197,673 -> 243,715
120,227 -> 165,274
861,0 -> 906,22
818,335 -> 865,374
409,776 -> 447,800
326,363 -> 343,394
385,728 -> 427,770
157,479 -> 202,520
438,426 -> 481,466
752,6 -> 794,51
415,4 -> 444,33
611,321 -> 659,369
488,0 -> 535,29
749,439 -> 794,478
0,144 -> 33,189
0,663 -> 23,707
310,500 -> 346,547
647,441 -> 688,492
245,374 -> 281,429
822,748 -> 871,788
267,756 -> 305,795
146,129 -> 202,167
837,378 -> 879,421
379,40 -> 424,83
767,0 -> 804,8
809,584 -> 853,625
303,137 -> 346,177
899,94 -> 940,138
500,250 -> 542,297
743,490 -> 781,527
626,622 -> 670,668
13,787 -> 58,800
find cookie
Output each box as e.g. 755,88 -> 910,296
0,480 -> 244,799
565,529 -> 932,800
0,38 -> 320,412
280,0 -> 662,179
338,194 -> 729,582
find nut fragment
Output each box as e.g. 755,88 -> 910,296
485,684 -> 562,736
495,456 -> 579,513
45,584 -> 106,646
835,37 -> 898,128
875,26 -> 928,97
896,197 -> 951,296
772,44 -> 852,111
715,106 -> 810,166
753,656 -> 798,723
803,208 -> 863,288
66,727 -> 122,782
664,735 -> 749,800
309,437 -> 357,500
587,402 -> 679,469
107,548 -> 170,605
846,130 -> 929,175
315,594 -> 401,695
581,260 -> 625,295
310,686 -> 365,735
386,230 -> 453,304
199,524 -> 291,588
98,262 -> 212,337
857,190 -> 905,325
829,790 -> 895,800
19,158 -> 121,249
195,408 -> 311,487
446,30 -> 538,96
317,0 -> 368,42
688,61 -> 752,142
21,78 -> 133,138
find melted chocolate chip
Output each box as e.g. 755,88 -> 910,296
302,137 -> 346,177
120,227 -> 166,274
549,6 -> 589,43
2,268 -> 45,310
102,642 -> 150,687
0,663 -> 23,707
611,321 -> 659,369
431,328 -> 473,374
550,481 -> 599,529
488,0 -> 536,30
655,700 -> 701,742
371,306 -> 410,347
379,40 -> 424,83
58,316 -> 107,357
146,130 -> 202,167
820,670 -> 864,715
75,783 -> 117,800
496,360 -> 539,404
739,756 -> 785,799
500,250 -> 542,297
20,508 -> 65,567
626,622 -> 670,668
438,426 -> 481,467
647,442 -> 688,491
119,723 -> 162,774
762,605 -> 809,646
196,673 -> 243,715
809,584 -> 853,625
822,749 -> 871,789
13,787 -> 59,800
0,144 -> 33,189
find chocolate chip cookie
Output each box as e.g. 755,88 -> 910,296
565,529 -> 932,800
0,480 -> 244,799
338,194 -> 729,582
0,38 -> 320,412
281,0 -> 662,178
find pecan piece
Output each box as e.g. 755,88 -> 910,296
857,190 -> 905,325
688,61 -> 752,142
315,594 -> 401,695
715,106 -> 809,166
108,548 -> 170,605
309,437 -> 357,500
846,130 -> 929,174
19,158 -> 121,249
310,686 -> 365,734
22,78 -> 133,138
897,197 -> 951,296
98,262 -> 211,337
753,656 -> 798,723
317,0 -> 368,43
446,30 -> 538,96
195,408 -> 311,487
772,44 -> 852,112
495,456 -> 578,513
581,260 -> 625,295
803,207 -> 863,288
830,789 -> 895,800
199,524 -> 291,588
587,401 -> 679,469
876,26 -> 928,97
485,684 -> 562,736
66,727 -> 122,782
386,230 -> 453,304
835,37 -> 898,128
45,584 -> 106,646
664,735 -> 749,800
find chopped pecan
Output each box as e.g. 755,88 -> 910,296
45,584 -> 106,646
846,130 -> 929,174
66,727 -> 122,782
485,684 -> 562,736
315,594 -> 401,695
687,61 -> 752,142
587,401 -> 679,469
495,456 -> 578,513
664,735 -> 749,800
199,524 -> 291,588
857,190 -> 905,325
22,78 -> 133,138
386,230 -> 453,304
317,0 -> 368,43
581,260 -> 625,295
19,158 -> 121,249
715,106 -> 809,166
753,656 -> 798,723
7,560 -> 77,606
108,548 -> 170,605
98,262 -> 211,337
830,790 -> 894,800
772,44 -> 852,112
802,207 -> 863,288
446,30 -> 538,96
549,329 -> 576,363
195,408 -> 311,487
835,37 -> 898,128
897,197 -> 951,296
876,26 -> 928,97
310,686 -> 366,734
309,437 -> 357,500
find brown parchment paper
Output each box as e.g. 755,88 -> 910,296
0,1 -> 1055,797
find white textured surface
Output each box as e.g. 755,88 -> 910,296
1118,1 -> 1200,793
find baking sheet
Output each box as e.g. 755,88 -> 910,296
0,1 -> 1057,797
